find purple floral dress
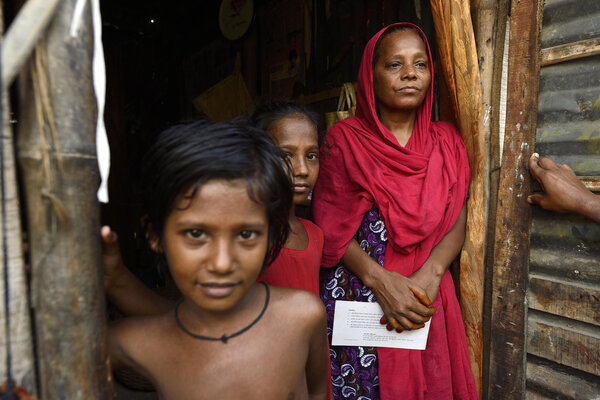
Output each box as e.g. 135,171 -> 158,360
320,205 -> 387,400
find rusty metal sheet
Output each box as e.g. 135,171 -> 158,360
541,0 -> 600,48
536,55 -> 600,175
528,0 -> 600,395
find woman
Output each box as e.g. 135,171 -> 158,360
313,23 -> 477,399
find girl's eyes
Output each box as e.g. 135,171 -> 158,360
184,229 -> 260,241
185,229 -> 206,240
239,230 -> 258,240
282,152 -> 319,161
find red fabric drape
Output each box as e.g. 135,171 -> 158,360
313,23 -> 477,399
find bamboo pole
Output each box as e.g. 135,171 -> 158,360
16,0 -> 110,398
429,0 -> 486,395
0,0 -> 37,395
1,0 -> 60,88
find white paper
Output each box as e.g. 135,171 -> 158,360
331,300 -> 431,350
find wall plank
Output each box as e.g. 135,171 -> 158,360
488,0 -> 544,397
528,273 -> 600,325
528,311 -> 600,376
527,356 -> 600,399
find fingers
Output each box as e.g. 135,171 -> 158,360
527,193 -> 544,206
537,156 -> 561,170
380,307 -> 435,332
382,315 -> 426,332
410,288 -> 432,307
529,153 -> 543,180
101,226 -> 121,258
561,163 -> 573,172
101,225 -> 117,243
531,153 -> 570,174
529,153 -> 553,189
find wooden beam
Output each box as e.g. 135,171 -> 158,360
430,0 -> 486,395
480,1 -> 510,398
488,0 -> 544,398
527,357 -> 600,398
528,273 -> 600,326
16,0 -> 111,398
527,311 -> 600,376
1,0 -> 60,87
541,38 -> 600,67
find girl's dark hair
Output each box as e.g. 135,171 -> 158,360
250,100 -> 324,146
141,120 -> 292,268
373,25 -> 428,65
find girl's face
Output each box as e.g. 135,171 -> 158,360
155,178 -> 269,313
372,29 -> 431,114
268,115 -> 319,206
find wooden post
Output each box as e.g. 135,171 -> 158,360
429,0 -> 486,395
470,0 -> 510,398
488,0 -> 543,398
471,0 -> 509,399
16,0 -> 111,398
0,0 -> 37,395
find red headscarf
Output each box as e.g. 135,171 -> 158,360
314,22 -> 469,272
313,23 -> 476,399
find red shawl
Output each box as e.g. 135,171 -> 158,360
313,23 -> 476,399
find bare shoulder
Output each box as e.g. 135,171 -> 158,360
108,312 -> 174,370
268,286 -> 326,327
110,312 -> 171,339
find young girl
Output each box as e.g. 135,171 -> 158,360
250,101 -> 324,296
108,120 -> 329,399
103,101 -> 324,309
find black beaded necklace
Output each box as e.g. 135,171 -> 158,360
174,282 -> 270,344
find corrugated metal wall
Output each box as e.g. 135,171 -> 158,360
527,0 -> 600,397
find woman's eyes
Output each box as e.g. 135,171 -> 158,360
185,229 -> 206,240
386,61 -> 428,69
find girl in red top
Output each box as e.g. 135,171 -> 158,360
250,101 -> 324,297
313,23 -> 477,399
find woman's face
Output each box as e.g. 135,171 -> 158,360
372,29 -> 431,114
